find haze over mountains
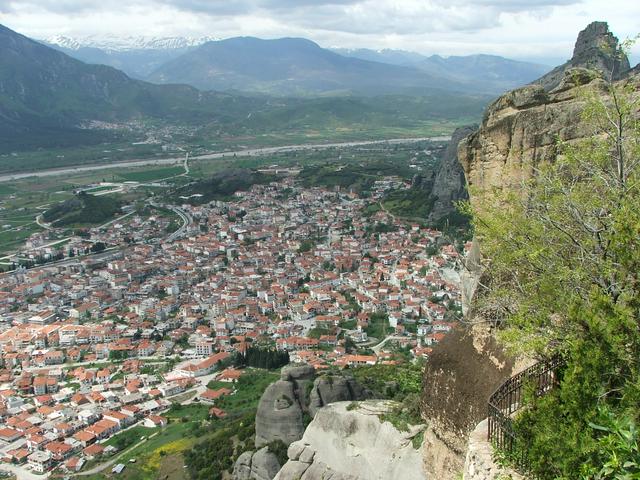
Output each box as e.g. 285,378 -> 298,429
0,21 -> 552,156
0,24 -> 262,149
43,35 -> 551,96
0,23 -> 492,156
332,48 -> 551,97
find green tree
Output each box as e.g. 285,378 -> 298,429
465,72 -> 640,477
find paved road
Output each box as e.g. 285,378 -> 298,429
0,137 -> 449,184
372,335 -> 406,355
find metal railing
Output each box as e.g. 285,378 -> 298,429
487,355 -> 564,467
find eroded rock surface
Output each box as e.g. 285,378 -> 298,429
254,364 -> 315,448
274,401 -> 426,480
308,375 -> 371,417
459,22 -> 637,206
233,447 -> 281,480
427,125 -> 477,224
535,21 -> 630,91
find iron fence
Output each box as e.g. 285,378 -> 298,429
487,355 -> 564,467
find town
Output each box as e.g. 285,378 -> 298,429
0,171 -> 467,477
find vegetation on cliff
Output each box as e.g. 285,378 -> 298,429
466,69 -> 640,478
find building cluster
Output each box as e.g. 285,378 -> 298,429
0,175 -> 467,473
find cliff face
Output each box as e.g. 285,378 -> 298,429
421,324 -> 516,478
459,22 -> 634,203
421,21 -> 637,480
427,125 -> 477,224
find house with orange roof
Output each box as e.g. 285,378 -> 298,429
209,407 -> 226,418
86,419 -> 118,440
0,427 -> 23,442
216,368 -> 242,383
200,388 -> 232,403
44,440 -> 74,461
83,443 -> 105,459
73,430 -> 96,447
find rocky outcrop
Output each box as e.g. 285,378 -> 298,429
234,447 -> 282,480
235,365 -> 371,480
427,125 -> 477,224
254,365 -> 371,449
459,22 -> 637,206
254,364 -> 315,448
308,375 -> 371,417
274,401 -> 427,480
459,75 -> 597,204
535,21 -> 630,91
420,21 -> 638,480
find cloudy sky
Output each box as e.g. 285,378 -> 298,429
0,0 -> 638,65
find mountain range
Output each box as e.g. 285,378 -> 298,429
43,35 -> 218,79
43,35 -> 551,96
0,24 -> 491,156
0,24 -> 267,150
333,48 -> 551,96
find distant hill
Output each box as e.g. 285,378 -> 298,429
0,24 -> 267,150
333,48 -> 551,93
0,24 -> 491,161
146,37 -> 471,96
42,191 -> 122,227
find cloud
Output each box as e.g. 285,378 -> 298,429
1,0 -> 638,65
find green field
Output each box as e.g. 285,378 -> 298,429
1,90 -> 486,176
118,166 -> 185,182
77,369 -> 278,480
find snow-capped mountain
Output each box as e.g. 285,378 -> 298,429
44,35 -> 218,52
40,35 -> 220,79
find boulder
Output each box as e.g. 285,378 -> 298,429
232,447 -> 281,480
308,375 -> 371,417
255,379 -> 305,448
280,364 -> 315,382
274,401 -> 426,480
233,451 -> 254,480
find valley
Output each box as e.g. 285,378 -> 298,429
1,7 -> 633,480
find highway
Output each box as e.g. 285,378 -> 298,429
148,200 -> 192,243
0,136 -> 449,183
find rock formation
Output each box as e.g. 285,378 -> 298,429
308,375 -> 370,417
275,401 -> 427,480
459,21 -> 634,206
254,364 -> 316,448
234,447 -> 282,480
420,21 -> 638,480
535,21 -> 630,91
234,365 -> 371,480
427,125 -> 477,224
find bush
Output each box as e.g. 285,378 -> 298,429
267,440 -> 289,467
